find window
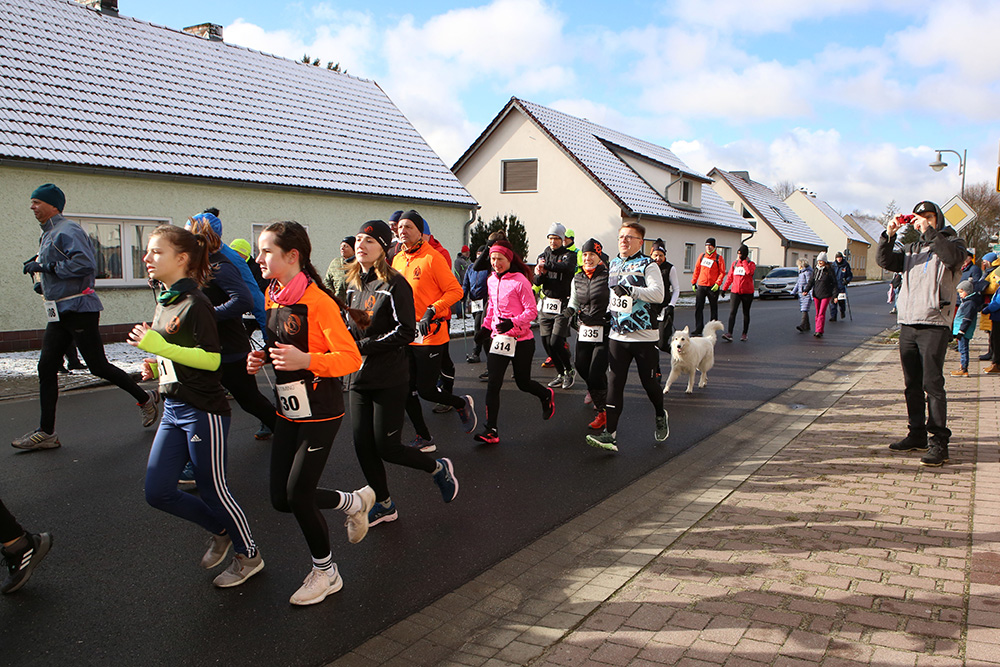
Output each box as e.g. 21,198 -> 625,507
719,246 -> 731,267
251,222 -> 308,256
501,159 -> 538,192
77,215 -> 170,286
742,206 -> 754,219
681,180 -> 691,203
684,243 -> 695,271
791,252 -> 799,265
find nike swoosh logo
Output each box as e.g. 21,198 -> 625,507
387,430 -> 399,437
307,446 -> 323,452
430,353 -> 440,358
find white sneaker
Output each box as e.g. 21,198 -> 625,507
345,486 -> 375,544
200,534 -> 231,569
289,566 -> 343,606
212,552 -> 264,588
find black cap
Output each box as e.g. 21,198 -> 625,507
400,210 -> 424,230
581,238 -> 603,255
357,220 -> 393,251
913,201 -> 937,215
706,237 -> 716,247
341,236 -> 356,248
651,238 -> 666,254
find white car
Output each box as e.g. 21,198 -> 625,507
758,267 -> 799,299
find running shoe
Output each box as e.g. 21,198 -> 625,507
586,432 -> 618,452
474,427 -> 500,444
369,500 -> 398,527
433,403 -> 454,414
212,552 -> 264,588
478,370 -> 490,382
740,334 -> 748,342
588,411 -> 606,430
721,333 -> 733,342
290,566 -> 343,606
433,458 -> 459,503
547,374 -> 564,388
139,389 -> 160,428
179,461 -> 197,486
541,357 -> 554,368
541,388 -> 555,420
1,532 -> 52,594
655,410 -> 670,442
561,369 -> 576,389
254,423 -> 273,440
457,395 -> 477,433
11,429 -> 60,451
66,361 -> 87,371
407,435 -> 436,453
200,534 -> 232,569
466,354 -> 481,364
345,486 -> 375,544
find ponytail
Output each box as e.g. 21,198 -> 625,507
151,224 -> 212,287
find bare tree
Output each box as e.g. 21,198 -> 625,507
956,181 -> 1000,257
772,179 -> 796,199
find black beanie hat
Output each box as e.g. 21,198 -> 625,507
651,238 -> 666,254
388,210 -> 403,223
341,236 -> 356,248
738,244 -> 749,257
358,220 -> 393,251
581,238 -> 603,255
31,183 -> 65,211
400,210 -> 424,230
705,237 -> 716,247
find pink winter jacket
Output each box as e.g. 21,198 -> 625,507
484,271 -> 536,341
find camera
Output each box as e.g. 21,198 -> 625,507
895,214 -> 915,225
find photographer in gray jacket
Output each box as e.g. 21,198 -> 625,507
877,201 -> 966,467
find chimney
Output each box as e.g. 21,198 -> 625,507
731,170 -> 751,183
75,0 -> 119,16
183,23 -> 224,42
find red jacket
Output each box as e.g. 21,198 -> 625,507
722,259 -> 756,294
692,252 -> 725,287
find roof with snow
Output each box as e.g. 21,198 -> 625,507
793,192 -> 867,243
845,213 -> 886,243
709,169 -> 826,248
454,97 -> 752,231
0,0 -> 476,207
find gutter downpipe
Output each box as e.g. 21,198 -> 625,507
463,208 -> 478,247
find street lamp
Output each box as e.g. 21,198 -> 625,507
929,148 -> 966,197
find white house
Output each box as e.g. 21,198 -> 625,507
452,98 -> 752,284
708,169 -> 827,269
844,213 -> 890,280
0,0 -> 477,350
785,190 -> 871,277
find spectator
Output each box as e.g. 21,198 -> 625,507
951,280 -> 980,377
462,245 -> 490,363
324,236 -> 356,303
830,252 -> 853,322
792,258 -> 814,332
810,253 -> 836,338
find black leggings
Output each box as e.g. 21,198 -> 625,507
351,383 -> 436,503
439,342 -> 455,394
269,417 -> 343,560
606,339 -> 663,434
406,345 -> 464,440
0,498 -> 25,544
694,285 -> 719,334
727,293 -> 754,336
472,310 -> 485,355
575,339 -> 608,411
541,334 -> 572,374
38,310 -> 148,433
485,338 -> 550,429
220,357 -> 277,430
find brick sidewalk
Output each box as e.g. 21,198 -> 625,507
332,334 -> 1000,667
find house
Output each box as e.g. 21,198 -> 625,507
844,213 -> 890,281
784,190 -> 871,278
452,97 -> 752,283
708,169 -> 827,269
0,0 -> 477,350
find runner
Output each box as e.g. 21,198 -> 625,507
391,210 -> 476,452
586,222 -> 669,452
1,499 -> 51,594
721,244 -> 756,342
462,245 -> 490,363
566,239 -> 611,431
344,220 -> 458,528
649,239 -> 679,378
248,220 -> 372,606
128,224 -> 263,588
534,223 -> 577,388
14,184 -> 158,450
472,240 -> 555,444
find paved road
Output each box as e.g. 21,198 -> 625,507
0,285 -> 896,667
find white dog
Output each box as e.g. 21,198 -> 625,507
664,321 -> 724,394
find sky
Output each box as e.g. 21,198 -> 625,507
138,0 -> 1000,217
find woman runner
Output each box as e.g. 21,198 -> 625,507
473,240 -> 555,444
129,224 -> 263,588
566,239 -> 611,431
345,220 -> 459,528
720,244 -> 756,342
248,221 -> 371,606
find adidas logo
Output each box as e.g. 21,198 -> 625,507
19,548 -> 33,570
190,435 -> 202,443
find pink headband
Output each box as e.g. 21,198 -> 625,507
489,244 -> 514,262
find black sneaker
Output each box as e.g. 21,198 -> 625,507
888,436 -> 928,452
478,370 -> 489,383
541,388 -> 555,420
1,532 -> 53,594
920,443 -> 949,467
466,354 -> 481,364
474,427 -> 499,444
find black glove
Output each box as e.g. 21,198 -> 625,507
474,327 -> 491,347
495,318 -> 514,334
564,306 -> 576,319
23,260 -> 52,275
417,306 -> 436,337
613,283 -> 631,298
664,305 -> 674,320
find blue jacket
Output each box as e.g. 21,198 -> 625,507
832,259 -> 853,291
220,243 -> 266,333
954,292 -> 980,338
33,213 -> 103,314
791,266 -> 813,312
981,286 -> 1000,322
462,264 -> 490,301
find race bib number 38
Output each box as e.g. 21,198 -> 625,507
276,380 -> 312,419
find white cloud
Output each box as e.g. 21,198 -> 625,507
892,1 -> 1000,82
668,0 -> 918,34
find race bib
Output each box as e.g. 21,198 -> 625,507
837,292 -> 847,302
43,300 -> 59,322
276,380 -> 312,419
734,266 -> 746,276
489,334 -> 516,357
579,324 -> 604,342
156,356 -> 178,386
609,293 -> 633,313
413,330 -> 425,344
701,256 -> 715,268
470,299 -> 484,313
542,298 -> 562,315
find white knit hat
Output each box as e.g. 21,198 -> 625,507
547,222 -> 566,239
816,251 -> 828,262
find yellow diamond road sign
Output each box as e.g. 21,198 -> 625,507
943,195 -> 976,233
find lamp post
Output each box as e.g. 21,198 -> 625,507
929,148 -> 966,197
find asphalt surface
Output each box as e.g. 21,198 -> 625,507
0,284 -> 896,667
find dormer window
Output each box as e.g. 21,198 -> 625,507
681,180 -> 691,203
666,177 -> 702,211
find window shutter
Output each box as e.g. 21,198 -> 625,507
502,160 -> 538,192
